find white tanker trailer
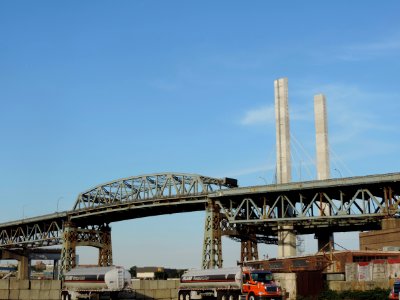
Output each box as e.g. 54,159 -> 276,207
61,266 -> 131,300
179,267 -> 283,300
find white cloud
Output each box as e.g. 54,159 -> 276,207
240,104 -> 275,125
293,81 -> 397,141
337,39 -> 400,61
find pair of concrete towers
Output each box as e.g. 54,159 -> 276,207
274,78 -> 332,257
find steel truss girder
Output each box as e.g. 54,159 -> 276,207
73,173 -> 237,211
0,221 -> 63,249
221,218 -> 278,244
216,185 -> 400,230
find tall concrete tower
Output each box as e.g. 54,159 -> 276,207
314,93 -> 334,250
314,94 -> 330,180
274,78 -> 291,184
274,78 -> 296,257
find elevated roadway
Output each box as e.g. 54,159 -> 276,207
0,172 -> 399,249
0,173 -> 236,249
214,172 -> 400,236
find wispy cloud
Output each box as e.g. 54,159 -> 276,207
337,39 -> 400,61
240,104 -> 275,125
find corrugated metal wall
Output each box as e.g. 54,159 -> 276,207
296,271 -> 323,299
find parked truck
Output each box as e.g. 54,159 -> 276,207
178,267 -> 283,300
61,266 -> 131,300
389,279 -> 400,299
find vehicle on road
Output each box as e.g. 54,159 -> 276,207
61,266 -> 131,300
389,280 -> 400,299
178,266 -> 283,300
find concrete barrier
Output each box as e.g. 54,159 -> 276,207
328,279 -> 391,291
0,278 -> 180,300
0,279 -> 60,300
274,273 -> 296,300
130,279 -> 179,300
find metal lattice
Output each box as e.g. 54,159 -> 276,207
202,201 -> 223,269
0,220 -> 63,249
74,173 -> 237,211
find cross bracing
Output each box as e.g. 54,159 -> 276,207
0,213 -> 66,249
73,173 -> 237,211
212,172 -> 400,234
0,173 -> 236,249
1,172 -> 400,250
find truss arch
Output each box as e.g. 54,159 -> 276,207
73,173 -> 237,211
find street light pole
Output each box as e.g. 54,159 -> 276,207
56,197 -> 64,212
22,204 -> 28,219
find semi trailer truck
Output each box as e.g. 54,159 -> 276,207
389,279 -> 400,299
61,266 -> 131,300
179,267 -> 283,300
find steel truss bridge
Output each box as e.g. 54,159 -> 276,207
1,172 -> 400,275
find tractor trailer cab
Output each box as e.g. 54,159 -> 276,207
389,280 -> 400,299
179,267 -> 283,300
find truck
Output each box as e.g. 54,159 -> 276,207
178,267 -> 283,300
389,279 -> 400,299
61,266 -> 131,300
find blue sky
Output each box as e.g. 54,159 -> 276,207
1,1 -> 400,269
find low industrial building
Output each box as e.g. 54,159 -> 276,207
245,250 -> 400,299
136,267 -> 165,279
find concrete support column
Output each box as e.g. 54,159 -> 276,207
98,225 -> 113,266
277,226 -> 297,257
202,201 -> 222,269
17,255 -> 30,280
241,237 -> 259,262
1,249 -> 30,280
274,77 -> 296,257
314,94 -> 334,249
53,259 -> 59,279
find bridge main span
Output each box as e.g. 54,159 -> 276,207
1,172 -> 400,279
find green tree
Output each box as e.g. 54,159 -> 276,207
154,271 -> 167,279
128,266 -> 137,278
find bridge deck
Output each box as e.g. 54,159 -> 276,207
1,172 -> 399,249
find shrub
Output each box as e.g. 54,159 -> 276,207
317,288 -> 390,300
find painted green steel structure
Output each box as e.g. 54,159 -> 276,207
1,172 -> 400,274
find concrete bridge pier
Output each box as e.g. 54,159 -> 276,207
314,94 -> 334,250
0,249 -> 30,280
275,77 -> 297,258
17,256 -> 29,280
277,226 -> 297,257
